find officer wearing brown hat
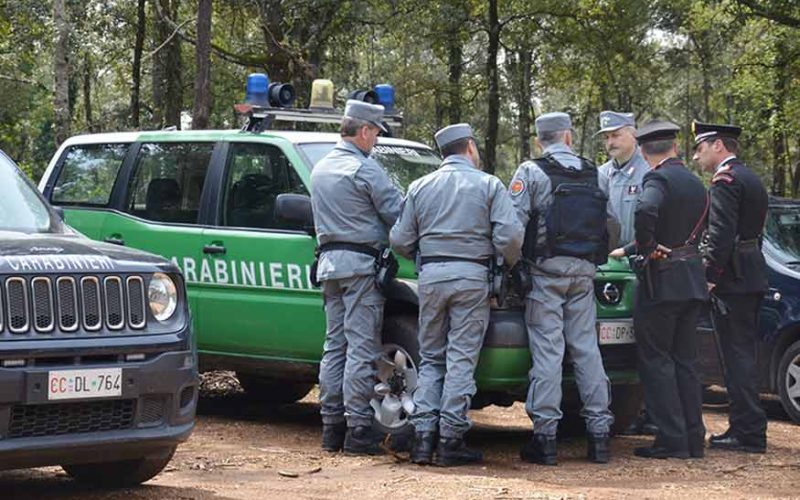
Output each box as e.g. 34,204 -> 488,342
610,120 -> 708,459
692,120 -> 769,454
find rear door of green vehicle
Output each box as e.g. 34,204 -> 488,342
43,142 -> 131,239
196,139 -> 324,362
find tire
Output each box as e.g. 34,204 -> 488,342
236,373 -> 313,405
62,446 -> 176,487
382,314 -> 420,363
610,383 -> 644,434
776,339 -> 800,424
373,314 -> 419,440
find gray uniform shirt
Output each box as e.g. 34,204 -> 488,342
310,140 -> 403,281
508,143 -> 596,279
390,154 -> 523,284
598,147 -> 649,245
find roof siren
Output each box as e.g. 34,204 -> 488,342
347,89 -> 379,104
268,82 -> 296,108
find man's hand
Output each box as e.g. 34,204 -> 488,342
707,282 -> 716,292
649,244 -> 671,261
609,247 -> 626,259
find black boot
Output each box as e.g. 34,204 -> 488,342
587,433 -> 610,463
321,422 -> 346,452
434,437 -> 482,466
410,431 -> 437,465
343,426 -> 386,455
520,434 -> 557,465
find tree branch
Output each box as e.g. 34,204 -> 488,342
735,0 -> 800,28
0,74 -> 49,91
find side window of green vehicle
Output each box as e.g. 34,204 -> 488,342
222,142 -> 308,230
52,144 -> 129,206
127,142 -> 214,224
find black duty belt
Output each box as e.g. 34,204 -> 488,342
420,256 -> 490,268
736,238 -> 760,251
318,242 -> 380,259
667,245 -> 700,260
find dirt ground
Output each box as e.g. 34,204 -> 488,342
1,377 -> 798,500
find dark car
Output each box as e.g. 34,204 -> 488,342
698,198 -> 800,424
0,149 -> 197,486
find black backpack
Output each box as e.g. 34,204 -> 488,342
522,154 -> 609,265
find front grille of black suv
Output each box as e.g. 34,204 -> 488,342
0,275 -> 147,335
7,399 -> 136,438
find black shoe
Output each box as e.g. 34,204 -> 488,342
620,411 -> 659,436
410,431 -> 437,465
520,434 -> 557,465
343,425 -> 386,456
321,422 -> 346,452
434,437 -> 482,466
634,445 -> 689,459
587,433 -> 610,463
708,431 -> 766,454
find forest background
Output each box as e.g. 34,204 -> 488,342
1,0 -> 798,192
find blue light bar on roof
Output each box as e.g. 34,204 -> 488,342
374,84 -> 395,114
246,73 -> 270,107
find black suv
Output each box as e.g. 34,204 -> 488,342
0,149 -> 197,486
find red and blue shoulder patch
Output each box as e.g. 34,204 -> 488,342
712,172 -> 734,184
510,179 -> 526,197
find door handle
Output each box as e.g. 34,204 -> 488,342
203,244 -> 226,255
104,236 -> 125,246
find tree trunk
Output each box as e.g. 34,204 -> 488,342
153,0 -> 182,129
130,0 -> 146,128
771,35 -> 788,196
447,35 -> 462,124
83,56 -> 93,132
515,49 -> 533,163
484,0 -> 500,175
53,0 -> 71,147
192,0 -> 213,130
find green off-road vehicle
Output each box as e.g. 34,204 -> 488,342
39,114 -> 641,432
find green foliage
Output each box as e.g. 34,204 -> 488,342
0,0 -> 799,192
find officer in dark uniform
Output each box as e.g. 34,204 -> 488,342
692,121 -> 769,453
610,120 -> 708,459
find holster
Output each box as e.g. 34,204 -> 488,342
731,238 -> 758,281
629,255 -> 654,299
310,247 -> 321,288
374,248 -> 399,294
511,261 -> 532,296
490,255 -> 508,307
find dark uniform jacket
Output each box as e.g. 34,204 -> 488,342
705,157 -> 768,295
624,157 -> 708,302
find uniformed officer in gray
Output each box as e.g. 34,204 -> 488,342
510,112 -> 614,465
390,124 -> 522,466
597,111 -> 649,246
311,100 -> 403,455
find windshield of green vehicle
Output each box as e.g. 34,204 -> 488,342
298,142 -> 440,191
764,206 -> 800,266
0,153 -> 54,233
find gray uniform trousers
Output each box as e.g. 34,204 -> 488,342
318,275 -> 384,428
525,269 -> 614,436
411,271 -> 490,439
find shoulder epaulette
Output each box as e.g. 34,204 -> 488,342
712,172 -> 734,184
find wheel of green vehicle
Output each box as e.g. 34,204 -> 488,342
776,338 -> 800,424
237,373 -> 313,404
372,314 -> 420,437
62,446 -> 176,487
